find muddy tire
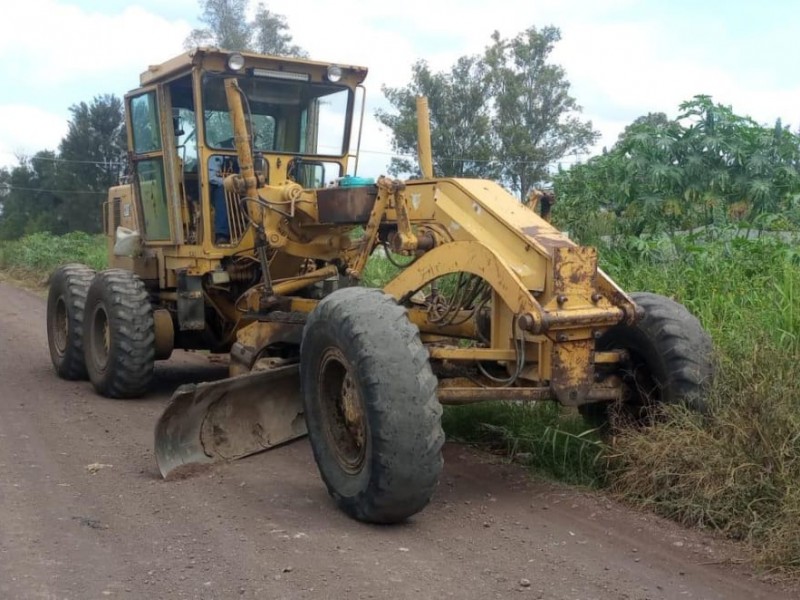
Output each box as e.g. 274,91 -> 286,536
300,287 -> 444,524
84,269 -> 155,398
47,264 -> 96,380
580,292 -> 713,427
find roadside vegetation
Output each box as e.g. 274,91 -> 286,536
0,231 -> 106,282
603,234 -> 800,571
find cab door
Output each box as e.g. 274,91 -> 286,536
127,88 -> 173,242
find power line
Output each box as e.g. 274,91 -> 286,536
0,185 -> 107,196
355,147 -> 591,166
25,155 -> 126,167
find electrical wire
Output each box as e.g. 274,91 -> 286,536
0,184 -> 107,195
354,147 -> 591,167
427,273 -> 490,327
23,155 -> 126,166
476,315 -> 526,387
380,242 -> 417,268
419,272 -> 524,387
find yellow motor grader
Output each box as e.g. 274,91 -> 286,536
46,48 -> 712,523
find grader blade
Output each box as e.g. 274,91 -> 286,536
154,364 -> 305,478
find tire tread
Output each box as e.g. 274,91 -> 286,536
85,269 -> 155,398
47,263 -> 96,380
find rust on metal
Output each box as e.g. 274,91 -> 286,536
316,186 -> 377,224
541,306 -> 625,332
428,346 -> 536,362
437,383 -> 623,405
438,386 -> 553,404
550,339 -> 595,406
551,246 -> 596,298
521,223 -> 576,254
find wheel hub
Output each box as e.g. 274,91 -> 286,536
318,348 -> 366,473
53,297 -> 68,355
90,305 -> 110,371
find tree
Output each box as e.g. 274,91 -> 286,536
552,96 -> 800,241
484,26 -> 598,199
378,25 -> 596,198
0,152 -> 67,239
56,95 -> 128,233
185,0 -> 307,57
376,57 -> 497,179
252,3 -> 307,57
186,0 -> 250,50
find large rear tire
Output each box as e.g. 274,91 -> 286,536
581,292 -> 713,427
300,287 -> 444,524
84,269 -> 155,398
47,264 -> 96,380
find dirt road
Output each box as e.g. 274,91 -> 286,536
0,280 -> 793,600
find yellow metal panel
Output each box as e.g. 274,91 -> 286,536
382,241 -> 540,317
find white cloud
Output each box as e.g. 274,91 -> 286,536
0,1 -> 193,167
0,1 -> 191,87
0,105 -> 68,167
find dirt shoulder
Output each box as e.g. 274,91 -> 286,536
0,280 -> 795,599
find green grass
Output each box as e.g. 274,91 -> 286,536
443,402 -> 605,486
0,231 -> 107,281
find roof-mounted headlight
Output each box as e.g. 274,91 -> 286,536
326,65 -> 343,83
227,53 -> 245,72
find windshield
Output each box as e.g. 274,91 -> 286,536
202,74 -> 350,156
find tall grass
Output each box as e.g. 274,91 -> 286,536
599,234 -> 800,354
601,234 -> 800,571
0,231 -> 107,280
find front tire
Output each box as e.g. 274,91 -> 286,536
581,292 -> 713,427
47,264 -> 96,380
300,287 -> 444,524
84,269 -> 155,398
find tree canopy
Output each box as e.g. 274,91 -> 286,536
376,57 -> 496,180
553,96 -> 800,241
377,25 -> 597,199
185,0 -> 307,57
0,95 -> 126,239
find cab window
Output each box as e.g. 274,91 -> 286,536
202,74 -> 350,155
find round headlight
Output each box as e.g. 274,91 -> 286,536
227,53 -> 245,71
326,65 -> 343,82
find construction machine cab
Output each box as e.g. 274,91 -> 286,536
115,48 -> 367,253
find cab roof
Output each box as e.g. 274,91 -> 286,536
139,47 -> 369,87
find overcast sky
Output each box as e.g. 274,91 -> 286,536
0,0 -> 798,178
